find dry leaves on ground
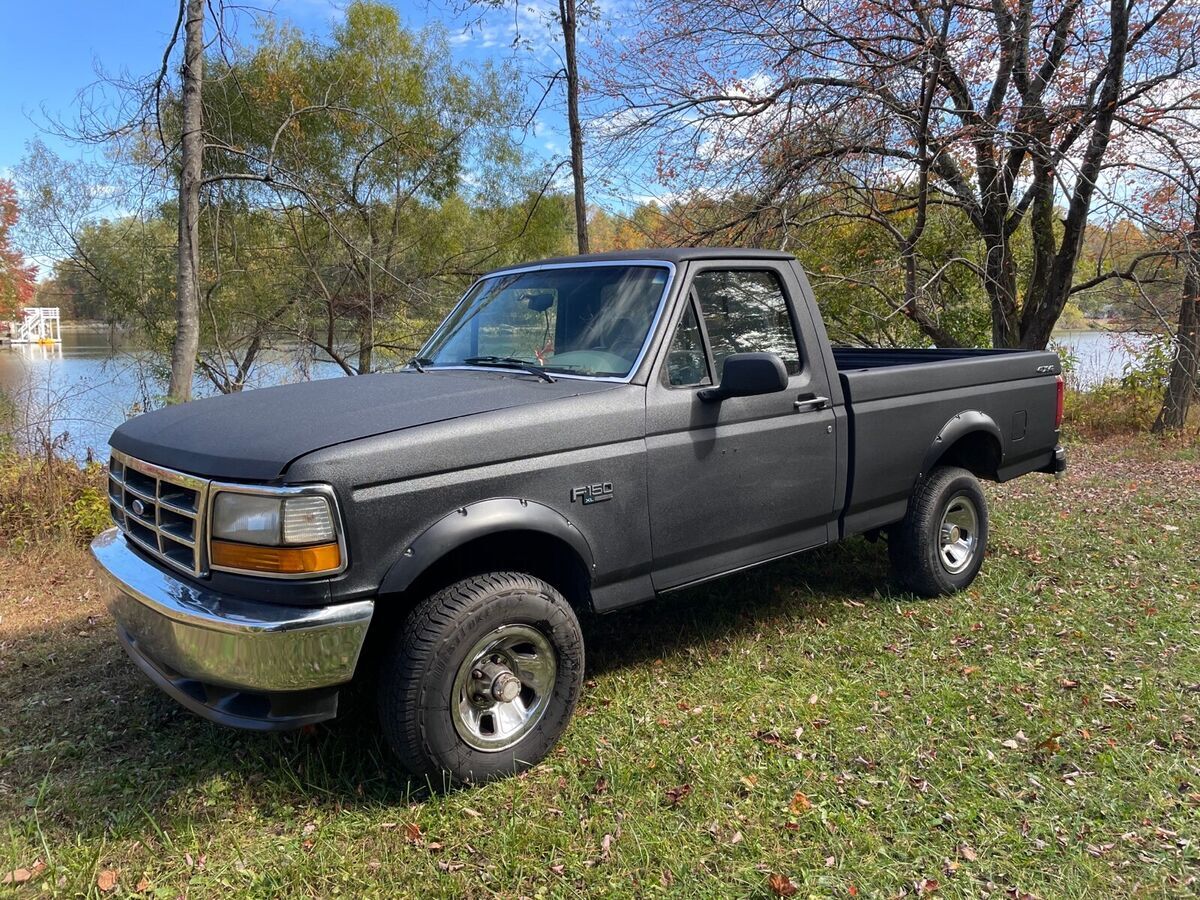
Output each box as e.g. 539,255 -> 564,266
2,859 -> 46,885
768,872 -> 798,896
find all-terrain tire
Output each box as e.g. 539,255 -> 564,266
377,572 -> 584,786
889,466 -> 988,598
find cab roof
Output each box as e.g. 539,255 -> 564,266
486,247 -> 795,275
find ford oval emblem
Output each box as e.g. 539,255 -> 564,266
130,498 -> 146,516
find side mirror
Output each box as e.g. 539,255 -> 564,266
698,352 -> 789,402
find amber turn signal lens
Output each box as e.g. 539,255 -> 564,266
210,539 -> 341,574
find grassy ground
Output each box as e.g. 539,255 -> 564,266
2,436 -> 1198,898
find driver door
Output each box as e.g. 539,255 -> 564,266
645,263 -> 838,589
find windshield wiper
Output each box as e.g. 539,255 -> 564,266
407,356 -> 433,373
463,356 -> 556,383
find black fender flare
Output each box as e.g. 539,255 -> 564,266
378,497 -> 596,595
919,410 -> 1003,479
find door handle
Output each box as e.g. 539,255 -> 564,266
794,395 -> 829,412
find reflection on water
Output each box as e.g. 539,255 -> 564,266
0,327 -> 347,461
0,325 -> 1151,463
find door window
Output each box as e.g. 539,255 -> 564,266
692,269 -> 801,376
664,300 -> 712,387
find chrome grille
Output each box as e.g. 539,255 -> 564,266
108,450 -> 210,576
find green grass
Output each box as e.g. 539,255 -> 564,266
2,436 -> 1199,897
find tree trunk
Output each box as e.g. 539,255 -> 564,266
559,0 -> 589,254
167,0 -> 204,403
358,319 -> 374,376
1153,220 -> 1200,433
982,228 -> 1021,348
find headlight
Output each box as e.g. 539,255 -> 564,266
209,488 -> 343,576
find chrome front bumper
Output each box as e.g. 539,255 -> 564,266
90,528 -> 373,729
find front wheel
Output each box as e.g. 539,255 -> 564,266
377,572 -> 584,786
889,465 -> 988,597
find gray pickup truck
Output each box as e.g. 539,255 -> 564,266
91,248 -> 1066,783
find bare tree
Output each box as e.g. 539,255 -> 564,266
462,0 -> 594,253
600,0 -> 1200,349
167,0 -> 205,403
559,0 -> 589,252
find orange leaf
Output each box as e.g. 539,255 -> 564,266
768,873 -> 798,896
789,791 -> 813,813
2,859 -> 46,885
97,869 -> 119,893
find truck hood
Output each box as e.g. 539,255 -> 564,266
109,369 -> 622,481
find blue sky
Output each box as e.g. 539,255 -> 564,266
0,0 -> 572,175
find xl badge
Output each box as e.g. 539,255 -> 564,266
570,482 -> 613,505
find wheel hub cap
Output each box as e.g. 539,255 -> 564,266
451,624 -> 557,752
491,671 -> 522,703
938,495 -> 979,575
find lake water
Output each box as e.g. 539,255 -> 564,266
0,328 -> 348,461
1051,329 -> 1152,388
0,325 -> 1149,463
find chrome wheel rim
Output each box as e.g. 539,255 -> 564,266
938,495 -> 979,574
451,624 -> 557,752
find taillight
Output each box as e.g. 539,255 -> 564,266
1055,375 -> 1064,428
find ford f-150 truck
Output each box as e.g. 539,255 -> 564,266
91,248 -> 1066,783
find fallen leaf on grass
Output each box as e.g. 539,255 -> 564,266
752,729 -> 785,747
136,876 -> 151,892
768,872 -> 798,896
404,823 -> 422,843
665,784 -> 693,806
789,791 -> 812,813
959,844 -> 978,862
2,859 -> 46,885
97,869 -> 119,893
916,877 -> 940,894
1035,733 -> 1062,753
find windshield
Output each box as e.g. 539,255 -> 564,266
420,264 -> 671,378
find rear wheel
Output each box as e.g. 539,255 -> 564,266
889,466 -> 988,597
377,572 -> 584,786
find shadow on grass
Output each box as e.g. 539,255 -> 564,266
1,537 -> 892,833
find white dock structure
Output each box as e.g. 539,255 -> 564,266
8,307 -> 62,344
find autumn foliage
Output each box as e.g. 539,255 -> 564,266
0,178 -> 35,320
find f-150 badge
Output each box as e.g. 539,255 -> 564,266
570,482 -> 613,505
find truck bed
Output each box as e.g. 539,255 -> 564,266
833,346 -> 1062,538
